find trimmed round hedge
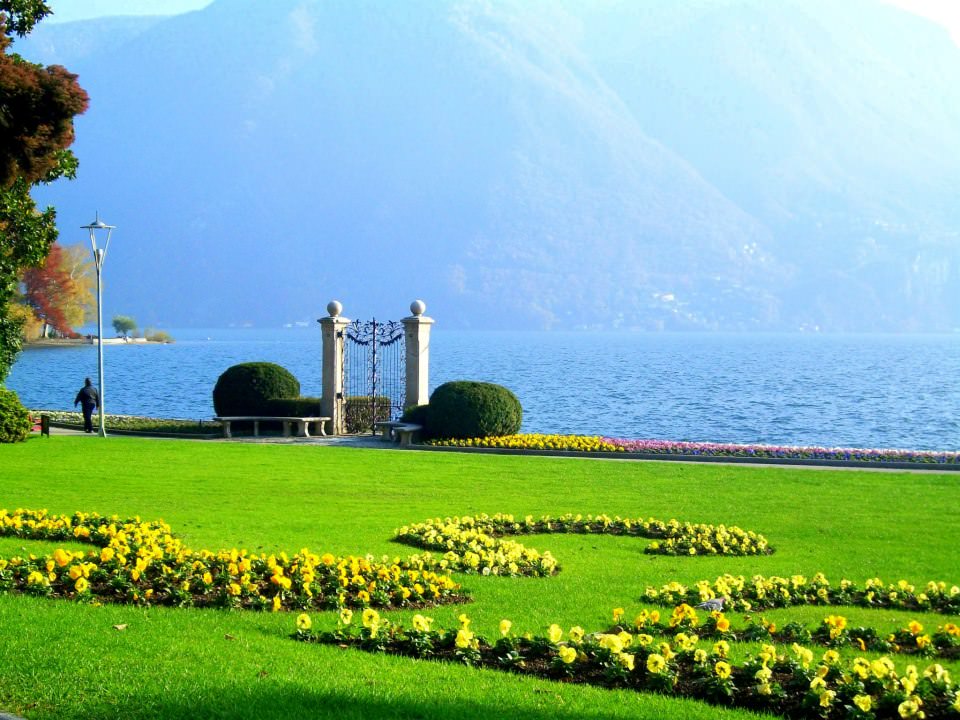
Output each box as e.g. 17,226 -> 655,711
0,387 -> 31,443
426,381 -> 522,439
212,362 -> 300,417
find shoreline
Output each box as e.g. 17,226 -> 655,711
24,337 -> 171,347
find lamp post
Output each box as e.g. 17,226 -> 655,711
82,213 -> 115,438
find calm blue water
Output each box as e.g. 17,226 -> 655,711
7,329 -> 959,451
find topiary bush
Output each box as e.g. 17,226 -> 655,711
426,381 -> 522,439
212,362 -> 300,417
0,387 -> 32,443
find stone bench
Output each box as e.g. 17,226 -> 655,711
214,416 -> 330,439
373,421 -> 423,447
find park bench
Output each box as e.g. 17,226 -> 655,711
373,421 -> 423,447
214,416 -> 330,439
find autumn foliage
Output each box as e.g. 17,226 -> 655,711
18,243 -> 93,338
0,35 -> 88,186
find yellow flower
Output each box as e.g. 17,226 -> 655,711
362,608 -> 380,628
822,650 -> 840,665
713,640 -> 730,658
296,613 -> 312,631
53,548 -> 71,567
715,616 -> 731,633
412,614 -> 432,633
271,595 -> 281,612
339,608 -> 353,625
74,577 -> 89,593
714,661 -> 731,680
852,658 -> 871,680
499,619 -> 512,637
100,547 -> 115,562
854,695 -> 872,712
646,653 -> 667,674
558,645 -> 577,664
871,659 -> 891,678
898,698 -> 923,718
458,613 -> 471,628
819,690 -> 835,708
548,624 -> 562,644
455,628 -> 474,649
568,626 -> 584,644
908,621 -> 924,635
599,634 -> 624,654
613,607 -> 624,623
618,652 -> 635,671
916,635 -> 932,649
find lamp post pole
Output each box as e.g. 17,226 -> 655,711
82,213 -> 115,438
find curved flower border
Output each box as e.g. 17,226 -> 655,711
294,611 -> 960,719
427,434 -> 960,465
645,573 -> 960,615
395,512 -> 771,577
0,508 -> 462,611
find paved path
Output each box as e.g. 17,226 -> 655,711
39,424 -> 392,448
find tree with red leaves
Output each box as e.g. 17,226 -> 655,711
19,243 -> 82,338
0,0 -> 88,379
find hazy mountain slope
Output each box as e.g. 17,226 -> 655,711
24,0 -> 960,330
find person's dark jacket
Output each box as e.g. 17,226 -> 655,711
75,385 -> 99,408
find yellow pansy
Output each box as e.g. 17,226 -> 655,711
646,654 -> 667,674
547,624 -> 562,644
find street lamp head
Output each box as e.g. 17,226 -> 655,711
83,212 -> 115,258
81,212 -> 115,231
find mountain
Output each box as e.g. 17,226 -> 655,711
14,0 -> 960,330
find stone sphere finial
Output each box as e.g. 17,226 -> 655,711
327,300 -> 343,318
410,299 -> 426,316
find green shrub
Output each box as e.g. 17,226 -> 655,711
262,397 -> 323,417
426,381 -> 522,439
0,387 -> 32,443
400,404 -> 431,438
344,396 -> 391,434
212,362 -> 300,417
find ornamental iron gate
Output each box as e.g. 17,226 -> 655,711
341,318 -> 406,434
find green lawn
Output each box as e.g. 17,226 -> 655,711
0,437 -> 957,719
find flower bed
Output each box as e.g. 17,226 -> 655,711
629,606 -> 960,660
395,512 -> 771,576
644,573 -> 960,615
426,434 -> 960,465
293,611 -> 960,719
0,508 -> 462,611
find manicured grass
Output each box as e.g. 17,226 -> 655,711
0,437 -> 958,719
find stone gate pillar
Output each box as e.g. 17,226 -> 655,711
319,300 -> 350,435
402,299 -> 433,410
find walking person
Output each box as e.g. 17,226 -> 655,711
74,378 -> 100,433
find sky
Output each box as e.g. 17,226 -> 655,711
43,0 -> 960,44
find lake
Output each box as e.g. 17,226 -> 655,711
7,329 -> 959,451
